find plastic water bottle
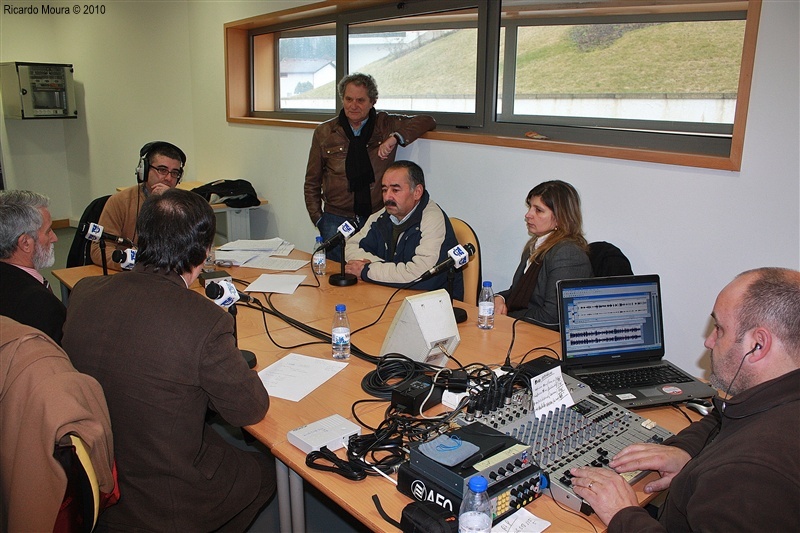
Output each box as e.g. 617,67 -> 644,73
313,236 -> 326,275
458,475 -> 492,533
332,304 -> 351,360
477,281 -> 494,330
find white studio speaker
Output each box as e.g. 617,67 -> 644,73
380,289 -> 460,367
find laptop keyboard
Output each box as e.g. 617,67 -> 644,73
578,364 -> 693,391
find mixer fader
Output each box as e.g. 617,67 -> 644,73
453,371 -> 673,515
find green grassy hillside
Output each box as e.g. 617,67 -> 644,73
291,19 -> 744,99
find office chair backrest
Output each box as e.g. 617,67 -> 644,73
449,217 -> 482,305
588,241 -> 633,277
66,195 -> 111,268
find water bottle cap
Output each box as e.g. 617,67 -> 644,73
316,236 -> 323,243
335,304 -> 346,312
483,281 -> 492,287
468,475 -> 488,492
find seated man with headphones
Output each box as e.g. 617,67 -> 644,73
90,141 -> 186,270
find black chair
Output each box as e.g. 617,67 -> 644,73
66,196 -> 110,268
588,241 -> 633,277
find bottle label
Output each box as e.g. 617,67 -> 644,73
478,302 -> 494,317
332,327 -> 350,344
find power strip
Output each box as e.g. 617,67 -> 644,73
287,414 -> 361,454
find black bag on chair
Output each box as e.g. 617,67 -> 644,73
191,179 -> 260,208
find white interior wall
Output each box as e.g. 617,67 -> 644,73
1,0 -> 797,377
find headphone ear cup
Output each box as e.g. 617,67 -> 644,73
136,156 -> 146,183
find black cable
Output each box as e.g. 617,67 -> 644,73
672,403 -> 694,424
306,446 -> 367,481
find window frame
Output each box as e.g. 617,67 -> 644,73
224,0 -> 762,171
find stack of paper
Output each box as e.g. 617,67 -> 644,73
217,238 -> 306,270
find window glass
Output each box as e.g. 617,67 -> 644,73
347,8 -> 479,113
508,21 -> 745,125
235,1 -> 759,169
253,24 -> 336,112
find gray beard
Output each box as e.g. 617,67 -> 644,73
33,242 -> 55,270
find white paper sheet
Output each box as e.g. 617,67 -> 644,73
214,250 -> 258,266
532,366 -> 575,417
219,238 -> 286,252
242,255 -> 309,271
492,507 -> 551,533
245,274 -> 306,294
257,353 -> 348,402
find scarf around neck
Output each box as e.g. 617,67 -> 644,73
339,107 -> 377,219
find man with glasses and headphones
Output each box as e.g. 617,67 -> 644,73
569,267 -> 800,532
90,141 -> 186,270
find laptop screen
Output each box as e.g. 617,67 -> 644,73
558,275 -> 665,366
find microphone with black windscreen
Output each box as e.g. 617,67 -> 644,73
111,248 -> 137,270
205,280 -> 254,307
314,219 -> 357,254
322,220 -> 359,287
412,243 -> 475,324
417,243 -> 475,283
81,222 -> 134,247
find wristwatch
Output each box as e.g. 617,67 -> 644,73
389,132 -> 406,147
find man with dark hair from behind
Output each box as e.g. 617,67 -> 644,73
63,188 -> 275,531
0,190 -> 66,344
569,267 -> 800,532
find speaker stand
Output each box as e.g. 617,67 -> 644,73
229,304 -> 257,368
99,239 -> 109,276
446,266 -> 467,323
329,240 -> 357,286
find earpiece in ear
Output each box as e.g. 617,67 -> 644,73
755,343 -> 762,350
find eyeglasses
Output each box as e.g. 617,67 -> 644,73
150,165 -> 183,180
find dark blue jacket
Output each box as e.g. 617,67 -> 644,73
345,191 -> 463,299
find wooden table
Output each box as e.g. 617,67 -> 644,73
51,258 -> 697,532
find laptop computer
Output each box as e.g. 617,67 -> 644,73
557,274 -> 716,408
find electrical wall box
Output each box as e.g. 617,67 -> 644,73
287,414 -> 361,454
1,62 -> 77,119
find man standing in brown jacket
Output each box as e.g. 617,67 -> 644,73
304,72 -> 435,262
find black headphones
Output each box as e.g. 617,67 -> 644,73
135,141 -> 187,184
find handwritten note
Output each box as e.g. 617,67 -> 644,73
492,507 -> 551,533
531,366 -> 574,417
258,353 -> 348,402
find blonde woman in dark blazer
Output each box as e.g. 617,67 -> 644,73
495,180 -> 593,330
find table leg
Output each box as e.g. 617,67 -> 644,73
289,467 -> 306,533
276,459 -> 293,533
59,283 -> 70,306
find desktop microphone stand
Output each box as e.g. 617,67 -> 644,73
228,304 -> 257,369
99,239 -> 109,276
329,240 -> 357,286
447,266 -> 467,324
